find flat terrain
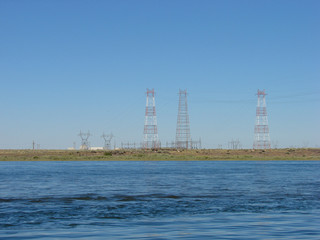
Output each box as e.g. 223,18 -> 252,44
0,148 -> 319,161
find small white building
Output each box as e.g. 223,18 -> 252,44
89,147 -> 104,151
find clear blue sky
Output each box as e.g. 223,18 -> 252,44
0,0 -> 319,149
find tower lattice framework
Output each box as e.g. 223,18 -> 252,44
176,89 -> 191,149
79,130 -> 91,150
253,89 -> 271,149
143,88 -> 160,149
101,133 -> 113,150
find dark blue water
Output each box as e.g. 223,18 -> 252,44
1,161 -> 320,239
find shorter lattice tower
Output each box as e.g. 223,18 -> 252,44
101,133 -> 113,150
253,89 -> 271,149
79,130 -> 91,150
143,88 -> 160,149
176,89 -> 191,149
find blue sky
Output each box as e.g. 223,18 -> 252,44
0,0 -> 319,149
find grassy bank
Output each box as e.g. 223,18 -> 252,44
0,148 -> 319,161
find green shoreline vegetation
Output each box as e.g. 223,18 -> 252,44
0,148 -> 320,161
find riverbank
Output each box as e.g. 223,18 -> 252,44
0,148 -> 319,161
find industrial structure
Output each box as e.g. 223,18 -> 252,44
175,89 -> 191,149
79,130 -> 91,150
190,138 -> 202,149
228,139 -> 242,149
121,142 -> 140,149
101,133 -> 113,150
167,138 -> 201,149
253,89 -> 271,149
143,88 -> 160,149
75,89 -> 203,151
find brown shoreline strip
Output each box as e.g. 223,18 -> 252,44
0,148 -> 319,161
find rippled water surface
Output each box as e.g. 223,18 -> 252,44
1,161 -> 320,239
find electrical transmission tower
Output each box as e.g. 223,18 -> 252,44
176,89 -> 191,149
253,89 -> 271,149
101,133 -> 113,150
143,88 -> 160,149
228,139 -> 241,149
79,130 -> 91,150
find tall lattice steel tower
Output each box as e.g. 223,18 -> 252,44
143,88 -> 160,149
176,89 -> 191,149
253,89 -> 271,149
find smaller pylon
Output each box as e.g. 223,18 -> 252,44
79,130 -> 91,150
101,133 -> 113,150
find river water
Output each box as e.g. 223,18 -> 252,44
1,161 -> 320,239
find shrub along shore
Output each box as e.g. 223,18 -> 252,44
0,148 -> 319,161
